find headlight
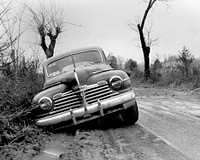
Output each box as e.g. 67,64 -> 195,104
109,76 -> 123,89
38,97 -> 53,111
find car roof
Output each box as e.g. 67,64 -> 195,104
43,46 -> 104,67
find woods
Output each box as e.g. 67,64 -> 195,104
107,47 -> 200,88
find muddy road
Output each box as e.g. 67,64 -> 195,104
34,89 -> 200,160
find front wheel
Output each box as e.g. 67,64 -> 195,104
120,102 -> 139,125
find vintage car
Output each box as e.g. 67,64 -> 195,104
32,47 -> 139,129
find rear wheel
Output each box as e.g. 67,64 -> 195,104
120,102 -> 139,125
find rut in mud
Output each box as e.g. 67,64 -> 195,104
37,115 -> 190,160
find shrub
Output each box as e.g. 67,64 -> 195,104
0,60 -> 52,159
129,68 -> 145,86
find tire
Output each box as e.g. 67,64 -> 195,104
120,102 -> 139,125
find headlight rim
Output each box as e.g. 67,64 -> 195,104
38,97 -> 53,111
109,75 -> 123,90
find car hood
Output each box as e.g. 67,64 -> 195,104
44,63 -> 112,89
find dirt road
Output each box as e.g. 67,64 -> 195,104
138,96 -> 200,160
34,88 -> 200,160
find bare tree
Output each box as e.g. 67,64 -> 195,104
25,3 -> 65,59
129,0 -> 172,80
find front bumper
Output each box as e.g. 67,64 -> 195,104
36,90 -> 136,126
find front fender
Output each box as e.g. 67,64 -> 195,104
32,83 -> 67,103
86,69 -> 132,90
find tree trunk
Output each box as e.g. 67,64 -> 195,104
144,49 -> 150,79
40,34 -> 56,59
45,49 -> 53,59
137,24 -> 150,79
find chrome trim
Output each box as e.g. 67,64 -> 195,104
73,68 -> 80,85
36,90 -> 136,126
98,100 -> 104,116
122,77 -> 130,82
109,75 -> 123,84
97,80 -> 107,86
70,109 -> 77,125
92,68 -> 113,75
109,75 -> 123,89
38,97 -> 53,110
38,97 -> 52,104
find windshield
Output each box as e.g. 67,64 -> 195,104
46,50 -> 103,77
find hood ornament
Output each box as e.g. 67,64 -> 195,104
73,68 -> 80,85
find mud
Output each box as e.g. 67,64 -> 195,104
35,118 -> 191,160
64,124 -> 190,160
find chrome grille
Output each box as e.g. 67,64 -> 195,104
52,90 -> 81,115
40,82 -> 119,117
85,84 -> 118,104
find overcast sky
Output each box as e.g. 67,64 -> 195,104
24,0 -> 200,63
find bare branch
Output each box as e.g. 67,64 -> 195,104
144,20 -> 160,46
128,22 -> 138,33
0,0 -> 13,18
141,0 -> 156,30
